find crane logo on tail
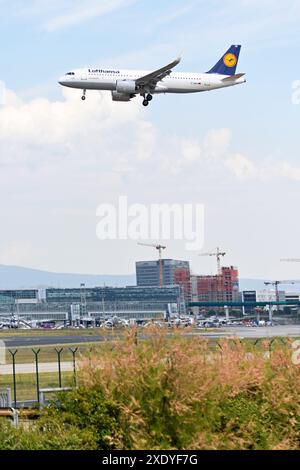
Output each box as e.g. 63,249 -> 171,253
223,53 -> 237,68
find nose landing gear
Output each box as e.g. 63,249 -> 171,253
81,90 -> 86,101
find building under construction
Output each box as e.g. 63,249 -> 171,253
191,266 -> 240,304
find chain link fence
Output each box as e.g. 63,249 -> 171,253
0,347 -> 79,408
0,337 -> 298,409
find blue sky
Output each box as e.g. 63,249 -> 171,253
0,0 -> 300,281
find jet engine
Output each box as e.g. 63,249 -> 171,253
111,91 -> 132,102
116,80 -> 136,94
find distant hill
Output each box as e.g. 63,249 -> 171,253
0,265 -> 136,289
0,265 -> 299,293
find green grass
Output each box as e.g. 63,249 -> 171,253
0,372 -> 74,402
0,342 -> 112,402
0,326 -> 220,339
4,344 -> 97,364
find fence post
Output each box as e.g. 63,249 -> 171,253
269,339 -> 276,357
55,348 -> 63,388
217,341 -> 223,360
32,349 -> 41,403
69,348 -> 78,387
269,338 -> 285,356
8,350 -> 18,408
231,338 -> 242,349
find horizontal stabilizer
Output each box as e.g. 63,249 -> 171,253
222,73 -> 245,82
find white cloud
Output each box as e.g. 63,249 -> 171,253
0,87 -> 299,275
44,0 -> 138,31
0,88 -> 235,271
226,153 -> 300,182
0,88 -> 139,146
226,153 -> 259,180
156,0 -> 300,58
132,121 -> 158,162
0,89 -> 230,171
1,88 -> 299,186
181,139 -> 202,162
157,1 -> 200,25
203,128 -> 232,160
6,0 -> 139,32
281,163 -> 300,181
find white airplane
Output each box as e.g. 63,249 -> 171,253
58,45 -> 245,107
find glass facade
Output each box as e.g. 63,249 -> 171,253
45,286 -> 181,303
136,259 -> 190,287
242,290 -> 257,315
0,286 -> 185,320
0,290 -> 38,301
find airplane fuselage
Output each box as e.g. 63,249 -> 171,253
59,67 -> 246,94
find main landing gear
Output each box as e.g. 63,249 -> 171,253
142,94 -> 153,107
81,90 -> 86,101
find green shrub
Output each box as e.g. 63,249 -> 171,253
1,332 -> 300,450
54,386 -> 122,449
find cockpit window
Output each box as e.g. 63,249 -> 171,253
65,72 -> 75,76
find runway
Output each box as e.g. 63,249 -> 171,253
201,325 -> 300,339
0,335 -> 104,348
0,325 -> 299,348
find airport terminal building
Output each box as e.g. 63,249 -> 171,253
0,286 -> 185,325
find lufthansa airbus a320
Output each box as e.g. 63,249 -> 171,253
58,45 -> 246,107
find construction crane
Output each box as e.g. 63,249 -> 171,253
281,258 -> 300,263
264,280 -> 300,310
199,247 -> 226,275
138,243 -> 166,287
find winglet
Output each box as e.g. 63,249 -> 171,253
173,56 -> 181,67
177,51 -> 183,63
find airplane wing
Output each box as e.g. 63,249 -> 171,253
135,57 -> 181,90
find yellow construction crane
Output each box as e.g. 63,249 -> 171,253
199,247 -> 226,275
138,242 -> 166,288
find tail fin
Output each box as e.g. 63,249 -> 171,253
207,45 -> 241,76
